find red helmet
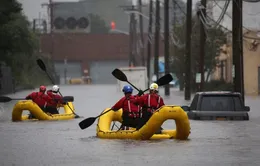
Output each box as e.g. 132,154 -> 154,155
39,85 -> 46,92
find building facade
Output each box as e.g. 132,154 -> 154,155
40,33 -> 164,84
213,30 -> 260,95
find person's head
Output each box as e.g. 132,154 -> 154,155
39,85 -> 46,93
149,83 -> 159,94
122,85 -> 133,96
52,85 -> 60,93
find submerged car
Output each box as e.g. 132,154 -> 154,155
181,91 -> 250,120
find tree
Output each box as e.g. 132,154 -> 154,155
0,0 -> 22,64
0,0 -> 53,88
170,15 -> 227,91
89,14 -> 109,34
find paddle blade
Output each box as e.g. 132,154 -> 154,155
156,73 -> 173,86
37,59 -> 46,71
0,96 -> 12,102
112,68 -> 128,82
62,96 -> 74,102
78,117 -> 97,130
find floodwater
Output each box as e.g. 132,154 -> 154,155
0,85 -> 260,166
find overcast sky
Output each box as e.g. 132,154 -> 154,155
18,0 -> 260,30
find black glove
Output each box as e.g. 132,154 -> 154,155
138,90 -> 144,96
62,101 -> 68,105
26,96 -> 31,100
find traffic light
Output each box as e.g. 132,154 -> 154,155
110,21 -> 116,30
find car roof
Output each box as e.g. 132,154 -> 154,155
195,91 -> 241,95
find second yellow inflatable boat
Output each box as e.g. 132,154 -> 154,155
12,100 -> 78,121
96,105 -> 191,140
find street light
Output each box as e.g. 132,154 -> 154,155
124,10 -> 150,20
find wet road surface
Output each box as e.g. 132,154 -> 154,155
0,85 -> 260,166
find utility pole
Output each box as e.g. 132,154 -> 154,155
172,0 -> 178,89
185,0 -> 192,100
121,5 -> 139,67
147,0 -> 153,87
232,0 -> 244,102
164,0 -> 170,96
138,0 -> 145,66
33,19 -> 36,32
154,0 -> 160,82
133,12 -> 138,66
199,0 -> 206,91
129,12 -> 135,66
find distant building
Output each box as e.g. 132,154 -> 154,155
213,30 -> 260,95
40,33 -> 164,84
49,0 -> 186,33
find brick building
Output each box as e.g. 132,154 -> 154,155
40,33 -> 164,84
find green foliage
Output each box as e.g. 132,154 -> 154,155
0,0 -> 54,88
89,14 -> 109,34
170,15 -> 227,91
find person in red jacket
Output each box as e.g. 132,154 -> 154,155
134,83 -> 165,132
111,85 -> 140,130
46,85 -> 62,114
26,85 -> 48,118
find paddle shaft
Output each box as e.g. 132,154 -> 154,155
126,80 -> 140,92
46,72 -> 55,85
96,109 -> 113,119
12,98 -> 27,100
37,59 -> 79,117
58,91 -> 79,117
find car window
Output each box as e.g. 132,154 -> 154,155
200,95 -> 235,111
190,94 -> 199,110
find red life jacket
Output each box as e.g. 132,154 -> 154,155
112,95 -> 140,118
140,94 -> 164,113
123,96 -> 140,118
27,92 -> 48,107
46,90 -> 62,107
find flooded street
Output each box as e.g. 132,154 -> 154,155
1,85 -> 260,166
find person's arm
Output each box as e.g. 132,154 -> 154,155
111,98 -> 124,111
25,92 -> 34,100
25,94 -> 32,100
133,95 -> 145,106
55,95 -> 63,105
159,96 -> 165,107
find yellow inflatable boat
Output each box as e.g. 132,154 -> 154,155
12,100 -> 78,121
96,105 -> 191,140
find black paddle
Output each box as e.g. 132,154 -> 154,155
37,59 -> 55,85
143,73 -> 173,92
112,68 -> 140,91
78,108 -> 113,130
112,68 -> 173,92
37,59 -> 80,118
62,96 -> 74,103
78,69 -> 173,130
0,96 -> 27,102
78,69 -> 135,130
